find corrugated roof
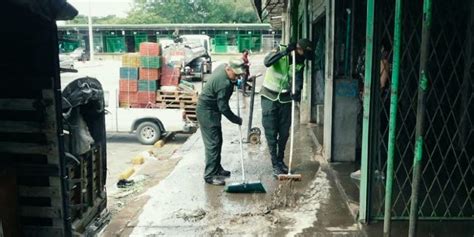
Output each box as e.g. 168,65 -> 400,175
251,0 -> 286,29
58,23 -> 272,30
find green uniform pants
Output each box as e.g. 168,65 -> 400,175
196,107 -> 224,179
261,96 -> 292,166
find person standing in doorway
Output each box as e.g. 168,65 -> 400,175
261,39 -> 313,177
196,59 -> 244,185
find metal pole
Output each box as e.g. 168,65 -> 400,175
383,0 -> 403,235
344,8 -> 352,77
409,0 -> 432,236
359,0 -> 375,223
247,75 -> 256,140
88,0 -> 94,61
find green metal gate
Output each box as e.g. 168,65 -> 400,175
105,35 -> 126,53
214,34 -> 228,53
238,34 -> 252,52
361,0 -> 473,223
134,33 -> 148,52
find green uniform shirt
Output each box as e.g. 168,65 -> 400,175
197,64 -> 240,124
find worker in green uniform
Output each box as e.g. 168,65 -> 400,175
197,59 -> 244,185
261,39 -> 313,176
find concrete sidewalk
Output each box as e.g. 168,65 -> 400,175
117,87 -> 364,236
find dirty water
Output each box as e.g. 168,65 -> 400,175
127,118 -> 333,236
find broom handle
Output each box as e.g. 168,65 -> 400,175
237,84 -> 246,182
288,51 -> 296,175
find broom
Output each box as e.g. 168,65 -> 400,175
277,50 -> 302,181
225,83 -> 266,193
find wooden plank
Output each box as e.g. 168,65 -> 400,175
22,226 -> 63,237
17,164 -> 60,176
0,142 -> 53,155
71,198 -> 107,232
0,173 -> 18,237
18,186 -> 60,198
0,121 -> 44,133
42,90 -> 60,165
48,177 -> 65,228
49,177 -> 61,187
20,206 -> 62,218
0,99 -> 36,111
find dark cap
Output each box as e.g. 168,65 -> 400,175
297,39 -> 312,50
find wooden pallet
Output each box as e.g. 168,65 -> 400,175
0,89 -> 108,236
0,90 -> 65,236
186,114 -> 197,121
183,106 -> 197,121
156,90 -> 198,103
156,100 -> 197,109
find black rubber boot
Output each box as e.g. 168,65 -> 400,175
271,157 -> 285,177
279,162 -> 289,174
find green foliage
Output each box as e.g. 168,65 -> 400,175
68,14 -> 127,24
67,0 -> 259,24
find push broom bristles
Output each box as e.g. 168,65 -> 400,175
277,173 -> 302,181
225,181 -> 266,193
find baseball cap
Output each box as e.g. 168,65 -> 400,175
297,38 -> 312,50
228,58 -> 244,75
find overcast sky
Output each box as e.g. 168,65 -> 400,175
68,0 -> 134,17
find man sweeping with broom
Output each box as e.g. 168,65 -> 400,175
261,39 -> 313,179
196,59 -> 244,186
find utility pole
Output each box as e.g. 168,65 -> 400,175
88,0 -> 94,61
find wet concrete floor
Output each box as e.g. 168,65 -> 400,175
118,56 -> 363,236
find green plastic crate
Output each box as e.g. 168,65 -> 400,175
138,80 -> 158,91
140,56 -> 161,69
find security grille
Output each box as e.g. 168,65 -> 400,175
367,0 -> 474,220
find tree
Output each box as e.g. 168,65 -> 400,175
67,15 -> 126,24
124,0 -> 258,24
67,0 -> 259,24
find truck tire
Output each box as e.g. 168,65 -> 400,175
136,121 -> 162,145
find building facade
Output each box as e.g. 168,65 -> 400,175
57,23 -> 282,54
253,0 -> 473,235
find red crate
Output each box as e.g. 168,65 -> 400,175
139,42 -> 160,56
137,91 -> 157,104
139,68 -> 160,80
119,92 -> 138,104
160,65 -> 180,86
119,80 -> 138,92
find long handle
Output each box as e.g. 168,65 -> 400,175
288,51 -> 296,174
247,75 -> 255,138
247,73 -> 262,139
237,85 -> 246,182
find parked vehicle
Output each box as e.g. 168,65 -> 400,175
69,47 -> 90,61
105,91 -> 197,145
162,34 -> 212,81
59,53 -> 75,69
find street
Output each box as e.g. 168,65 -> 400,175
72,54 -> 363,236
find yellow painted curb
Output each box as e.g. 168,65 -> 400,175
153,132 -> 175,148
154,139 -> 165,148
131,155 -> 145,165
119,167 -> 135,180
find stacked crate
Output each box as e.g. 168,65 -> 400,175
138,42 -> 161,106
118,42 -> 198,115
118,65 -> 139,107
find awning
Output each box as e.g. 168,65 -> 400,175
251,0 -> 287,29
